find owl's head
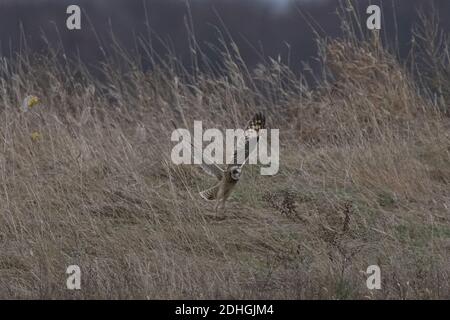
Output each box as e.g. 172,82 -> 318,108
229,166 -> 242,181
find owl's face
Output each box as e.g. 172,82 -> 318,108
229,166 -> 242,181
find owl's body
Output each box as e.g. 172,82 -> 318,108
196,113 -> 266,214
199,166 -> 241,212
219,171 -> 239,201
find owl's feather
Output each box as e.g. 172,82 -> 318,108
185,137 -> 224,180
228,112 -> 266,169
199,184 -> 220,201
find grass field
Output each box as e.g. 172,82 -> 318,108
0,6 -> 449,299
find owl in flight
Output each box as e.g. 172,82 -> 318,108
198,113 -> 266,213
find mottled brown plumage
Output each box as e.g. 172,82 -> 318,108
198,113 -> 266,213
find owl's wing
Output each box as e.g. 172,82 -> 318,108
188,139 -> 224,180
171,119 -> 225,181
228,112 -> 266,169
199,183 -> 220,201
199,162 -> 224,180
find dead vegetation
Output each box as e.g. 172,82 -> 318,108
0,4 -> 449,299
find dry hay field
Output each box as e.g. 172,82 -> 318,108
0,9 -> 449,299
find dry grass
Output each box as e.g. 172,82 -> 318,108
0,8 -> 449,299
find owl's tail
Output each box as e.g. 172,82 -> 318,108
199,184 -> 219,201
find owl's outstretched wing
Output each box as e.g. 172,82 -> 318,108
172,120 -> 224,181
227,112 -> 266,169
199,162 -> 224,180
199,183 -> 220,201
188,138 -> 224,181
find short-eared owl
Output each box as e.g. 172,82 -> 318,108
198,113 -> 266,213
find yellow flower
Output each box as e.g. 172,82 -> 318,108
31,131 -> 42,142
22,95 -> 40,112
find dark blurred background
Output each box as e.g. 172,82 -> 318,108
1,0 -> 449,72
